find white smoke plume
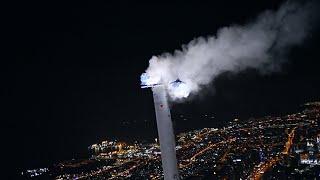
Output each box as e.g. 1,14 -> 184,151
141,1 -> 317,101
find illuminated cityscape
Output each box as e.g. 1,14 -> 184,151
22,102 -> 320,179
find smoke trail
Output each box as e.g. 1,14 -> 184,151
141,1 -> 318,100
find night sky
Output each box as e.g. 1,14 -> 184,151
3,0 -> 320,176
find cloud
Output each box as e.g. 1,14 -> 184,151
141,0 -> 318,101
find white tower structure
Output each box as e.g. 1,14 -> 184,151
152,85 -> 180,180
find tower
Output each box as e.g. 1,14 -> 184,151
152,85 -> 180,180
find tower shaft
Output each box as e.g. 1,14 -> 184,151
152,85 -> 179,180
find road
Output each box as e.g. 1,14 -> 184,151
251,127 -> 297,180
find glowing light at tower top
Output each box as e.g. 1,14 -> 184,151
140,72 -> 191,100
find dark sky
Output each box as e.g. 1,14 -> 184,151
3,0 -> 320,176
